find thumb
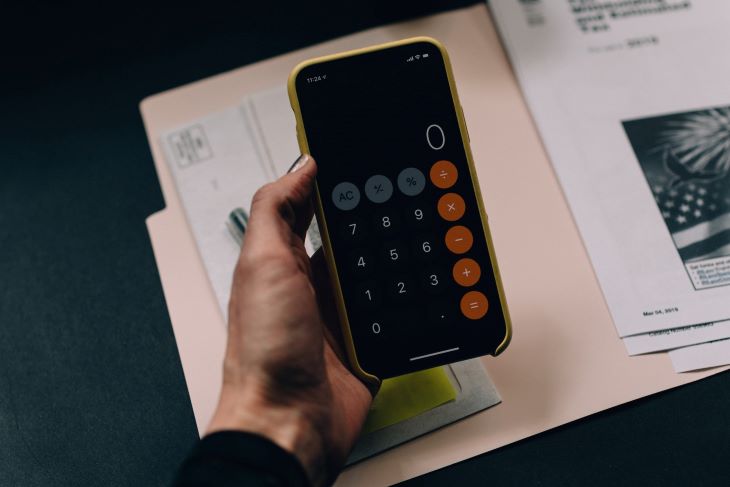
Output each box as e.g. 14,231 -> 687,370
244,155 -> 317,254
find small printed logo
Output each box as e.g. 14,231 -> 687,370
167,125 -> 213,169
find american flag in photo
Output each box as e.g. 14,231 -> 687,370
652,168 -> 730,262
649,108 -> 730,262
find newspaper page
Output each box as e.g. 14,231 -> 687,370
490,1 -> 730,340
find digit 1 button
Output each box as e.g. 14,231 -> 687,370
444,225 -> 473,254
452,258 -> 481,287
437,193 -> 466,221
353,280 -> 380,307
332,182 -> 360,211
430,160 -> 458,189
460,291 -> 489,320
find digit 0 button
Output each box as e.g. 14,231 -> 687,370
460,290 -> 489,320
453,258 -> 481,287
430,160 -> 458,189
332,182 -> 360,211
444,225 -> 473,254
437,193 -> 466,221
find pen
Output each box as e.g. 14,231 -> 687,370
226,207 -> 249,246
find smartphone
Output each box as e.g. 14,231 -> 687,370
288,37 -> 511,384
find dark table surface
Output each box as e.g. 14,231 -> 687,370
1,1 -> 729,485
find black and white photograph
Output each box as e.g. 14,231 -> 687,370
624,106 -> 730,289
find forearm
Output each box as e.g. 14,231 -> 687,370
171,430 -> 310,487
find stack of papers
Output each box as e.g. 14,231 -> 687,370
490,1 -> 730,371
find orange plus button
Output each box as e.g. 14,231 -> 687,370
460,291 -> 489,320
430,160 -> 458,189
438,193 -> 466,221
453,258 -> 481,287
444,225 -> 473,254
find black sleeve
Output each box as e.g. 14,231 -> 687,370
171,431 -> 311,487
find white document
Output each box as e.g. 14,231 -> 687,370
670,338 -> 730,372
623,320 -> 730,355
490,1 -> 730,339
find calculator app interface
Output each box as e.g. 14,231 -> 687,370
295,41 -> 507,378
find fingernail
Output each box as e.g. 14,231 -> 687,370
288,154 -> 311,174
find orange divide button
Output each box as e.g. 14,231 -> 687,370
453,257 -> 481,287
430,160 -> 458,189
444,225 -> 473,254
438,193 -> 466,221
460,290 -> 489,320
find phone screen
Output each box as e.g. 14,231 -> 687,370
294,40 -> 508,378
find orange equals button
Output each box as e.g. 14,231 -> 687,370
460,291 -> 489,320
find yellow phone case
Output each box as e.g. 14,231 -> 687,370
287,37 -> 512,386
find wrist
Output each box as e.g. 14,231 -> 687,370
208,386 -> 328,486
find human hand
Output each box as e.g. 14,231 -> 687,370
207,155 -> 374,486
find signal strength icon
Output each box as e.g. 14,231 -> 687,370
406,56 -> 414,62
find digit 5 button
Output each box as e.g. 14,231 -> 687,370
460,291 -> 489,320
437,193 -> 466,221
444,225 -> 473,254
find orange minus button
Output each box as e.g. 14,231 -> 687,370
460,291 -> 489,320
430,160 -> 458,189
437,193 -> 465,221
444,225 -> 473,254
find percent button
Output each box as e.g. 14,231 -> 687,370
397,167 -> 426,196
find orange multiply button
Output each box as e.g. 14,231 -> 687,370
438,193 -> 466,221
430,160 -> 458,189
460,291 -> 489,320
444,225 -> 473,254
453,258 -> 481,287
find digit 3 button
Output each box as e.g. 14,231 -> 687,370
460,290 -> 489,320
452,258 -> 481,287
332,182 -> 360,211
429,160 -> 458,189
444,225 -> 473,254
364,175 -> 393,203
437,193 -> 466,221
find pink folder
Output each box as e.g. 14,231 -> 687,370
140,5 -> 724,485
